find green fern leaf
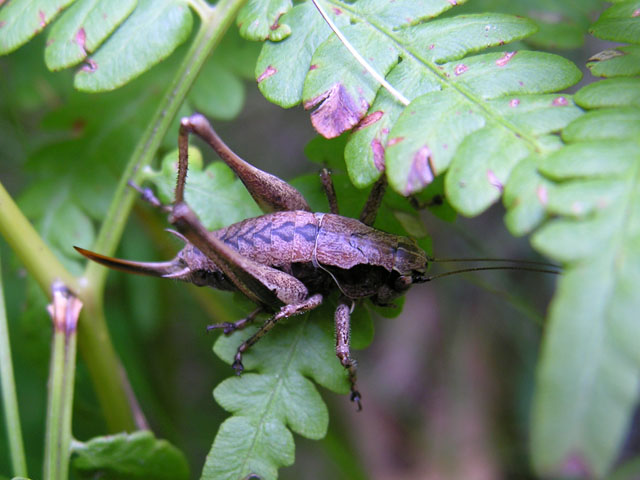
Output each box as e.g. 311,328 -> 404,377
72,430 -> 190,480
74,0 -> 193,92
453,0 -> 605,49
529,2 -> 640,475
44,0 -> 137,71
0,0 -> 75,55
0,0 -> 194,92
203,303 -> 373,480
588,0 -> 640,43
237,0 -> 292,41
251,0 -> 582,217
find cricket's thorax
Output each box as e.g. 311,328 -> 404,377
213,211 -> 428,276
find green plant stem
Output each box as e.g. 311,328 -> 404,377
77,0 -> 248,432
43,284 -> 81,480
0,252 -> 28,478
0,182 -> 78,294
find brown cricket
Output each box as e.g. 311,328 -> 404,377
75,114 -> 553,409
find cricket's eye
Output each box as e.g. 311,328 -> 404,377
394,275 -> 412,291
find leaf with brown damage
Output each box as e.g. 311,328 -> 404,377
301,22 -> 398,138
304,82 -> 370,139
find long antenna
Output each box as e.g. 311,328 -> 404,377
311,0 -> 410,106
417,265 -> 561,283
429,257 -> 560,269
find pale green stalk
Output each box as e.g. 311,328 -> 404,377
0,252 -> 28,477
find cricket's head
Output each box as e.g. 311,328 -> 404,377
74,236 -> 233,290
368,238 -> 430,306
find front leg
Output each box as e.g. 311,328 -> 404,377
207,307 -> 263,335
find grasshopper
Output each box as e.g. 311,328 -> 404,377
76,114 -> 548,408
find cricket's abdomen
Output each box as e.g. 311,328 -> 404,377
214,211 -> 427,275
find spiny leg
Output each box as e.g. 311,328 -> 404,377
319,168 -> 339,215
359,175 -> 387,226
335,297 -> 361,410
207,307 -> 263,335
179,114 -> 311,213
232,294 -> 323,373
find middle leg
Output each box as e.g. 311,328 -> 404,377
232,294 -> 324,373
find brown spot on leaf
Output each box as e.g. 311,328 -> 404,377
560,453 -> 591,477
487,170 -> 503,192
332,7 -> 342,15
387,136 -> 404,146
371,139 -> 385,171
633,8 -> 640,17
496,51 -> 516,67
72,118 -> 86,135
75,27 -> 86,51
81,58 -> 98,73
405,146 -> 434,195
355,111 -> 383,131
429,44 -> 435,49
552,96 -> 568,106
509,98 -> 520,107
304,83 -> 368,138
537,185 -> 548,205
454,64 -> 468,75
257,65 -> 277,83
270,13 -> 284,30
309,64 -> 317,71
38,10 -> 46,27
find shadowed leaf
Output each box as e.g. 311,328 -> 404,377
72,431 -> 189,480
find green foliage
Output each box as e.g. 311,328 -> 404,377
1,1 -> 640,479
252,0 -> 582,221
203,304 -> 372,480
0,0 -> 194,92
453,0 -> 605,49
72,431 -> 190,479
525,1 -> 640,477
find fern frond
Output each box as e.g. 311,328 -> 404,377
527,1 -> 640,476
250,0 -> 582,217
0,0 -> 194,92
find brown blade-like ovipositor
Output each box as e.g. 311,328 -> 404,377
74,246 -> 189,279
